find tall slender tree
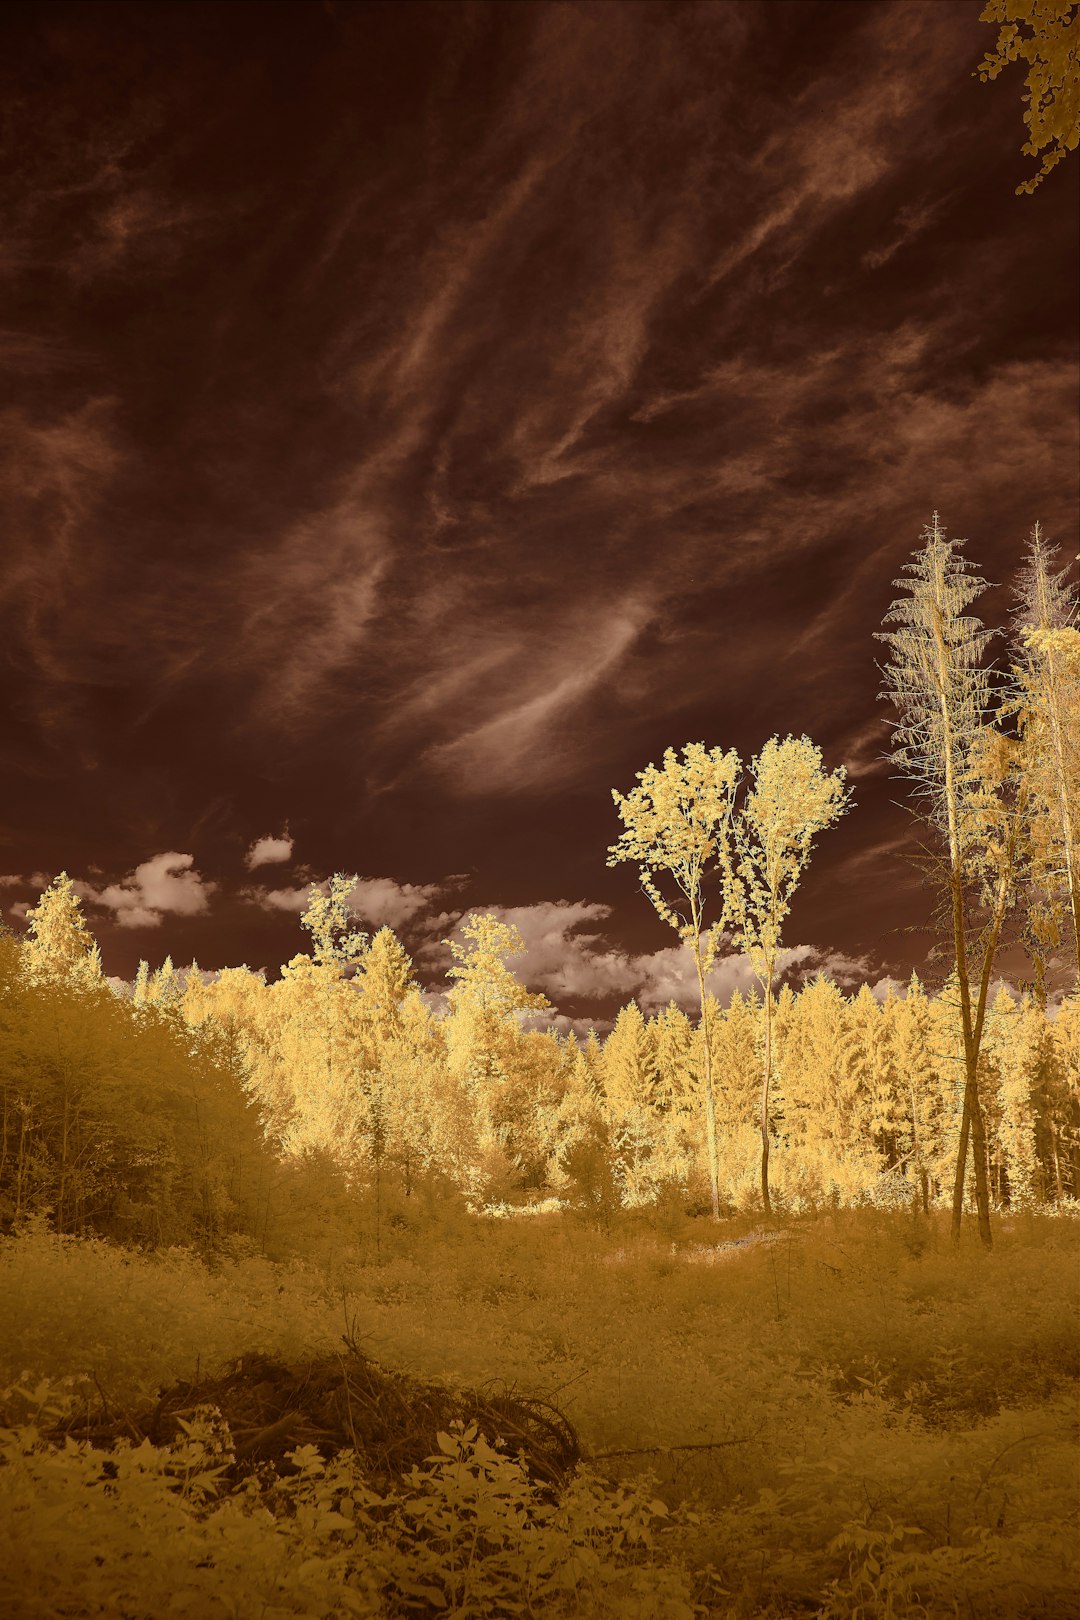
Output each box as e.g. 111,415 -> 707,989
608,743 -> 742,1219
728,736 -> 851,1215
1011,522 -> 1080,987
877,513 -> 1018,1247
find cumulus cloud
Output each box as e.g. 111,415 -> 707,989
448,901 -> 639,1000
869,975 -> 907,1002
809,949 -> 876,989
439,899 -> 878,1015
347,876 -> 444,930
241,873 -> 445,932
81,852 -> 216,930
627,940 -> 834,1012
0,872 -> 49,921
240,883 -> 314,914
245,833 -> 295,870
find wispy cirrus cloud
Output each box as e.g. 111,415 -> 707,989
417,599 -> 649,793
0,0 -> 1073,986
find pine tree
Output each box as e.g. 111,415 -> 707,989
356,927 -> 416,1039
549,1035 -> 612,1213
691,989 -> 760,1212
649,1001 -> 697,1114
884,976 -> 944,1213
983,986 -> 1046,1206
601,1002 -> 658,1114
23,873 -> 101,986
443,914 -> 549,1203
1048,992 -> 1080,1197
599,1003 -> 661,1205
778,976 -> 879,1206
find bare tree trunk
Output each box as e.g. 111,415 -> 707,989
953,853 -> 1015,1241
0,1086 -> 10,1194
760,979 -> 773,1216
693,945 -> 722,1221
57,1090 -> 71,1235
930,600 -> 993,1250
14,1110 -> 29,1222
949,942 -> 993,1248
1050,1129 -> 1063,1201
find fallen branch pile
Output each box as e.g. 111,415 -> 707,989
54,1347 -> 581,1495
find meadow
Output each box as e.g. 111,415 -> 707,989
2,1203 -> 1077,1619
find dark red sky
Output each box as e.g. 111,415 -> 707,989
1,0 -> 1077,1023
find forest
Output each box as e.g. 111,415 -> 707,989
0,510 -> 1077,1618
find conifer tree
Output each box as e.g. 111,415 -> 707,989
982,986 -> 1046,1206
356,927 -> 416,1039
649,1001 -> 697,1114
601,1001 -> 659,1114
687,989 -> 759,1209
849,982 -> 899,1170
1048,991 -> 1080,1196
445,913 -> 550,1020
549,1034 -> 612,1212
600,1002 -> 662,1204
608,743 -> 742,1219
443,914 -> 549,1201
23,873 -> 101,986
885,976 -> 941,1212
237,882 -> 371,1163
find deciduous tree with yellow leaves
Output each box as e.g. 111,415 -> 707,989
608,743 -> 741,1219
728,737 -> 851,1215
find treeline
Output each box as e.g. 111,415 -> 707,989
1,877 -> 1078,1247
0,513 -> 1076,1247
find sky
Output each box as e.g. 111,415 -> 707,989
1,0 -> 1077,1026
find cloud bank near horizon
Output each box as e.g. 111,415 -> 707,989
3,860 -> 887,1016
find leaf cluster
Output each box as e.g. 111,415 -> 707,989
976,0 -> 1080,194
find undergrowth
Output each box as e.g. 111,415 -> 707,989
1,1208 -> 1077,1617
